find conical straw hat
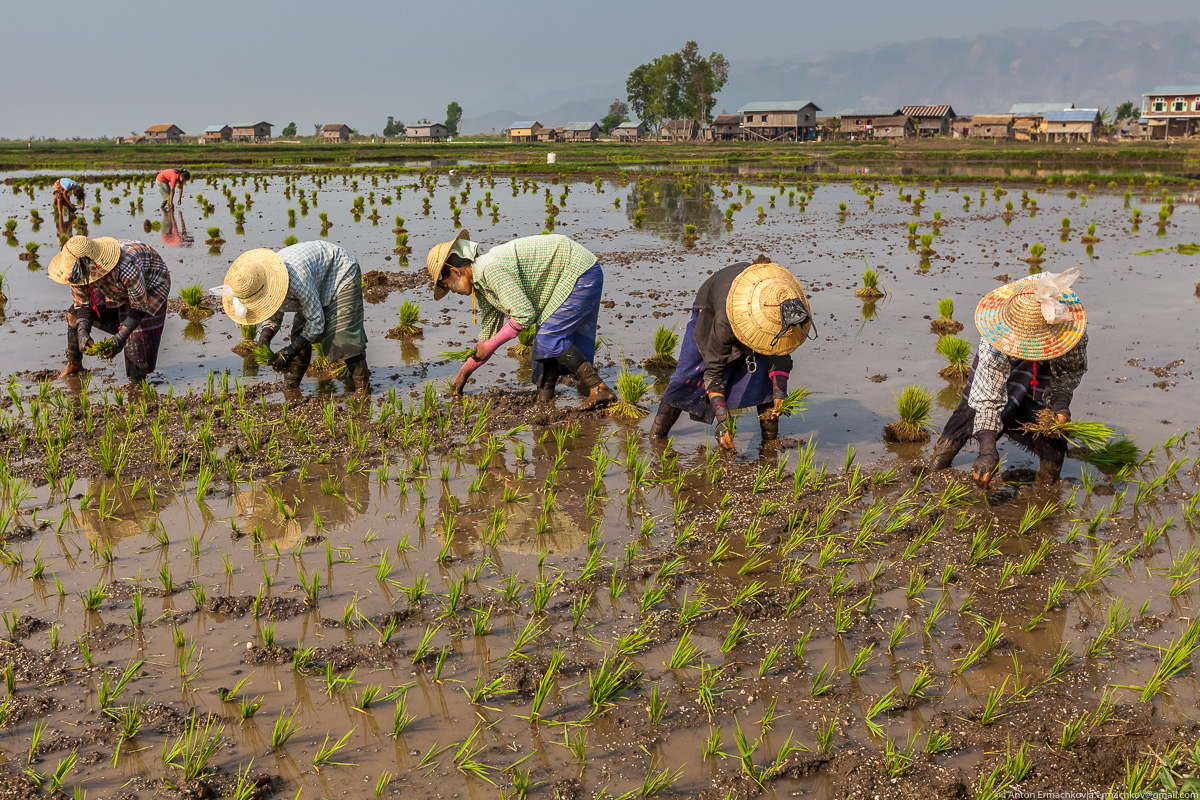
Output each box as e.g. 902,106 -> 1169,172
222,249 -> 290,325
726,263 -> 812,356
974,274 -> 1086,360
47,236 -> 122,284
426,229 -> 469,300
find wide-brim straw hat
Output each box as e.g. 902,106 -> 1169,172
426,230 -> 469,300
223,248 -> 290,325
975,275 -> 1086,360
726,263 -> 813,356
47,236 -> 122,284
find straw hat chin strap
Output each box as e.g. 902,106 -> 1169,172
208,284 -> 248,319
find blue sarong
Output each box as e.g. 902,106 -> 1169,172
531,262 -> 602,386
660,308 -> 772,423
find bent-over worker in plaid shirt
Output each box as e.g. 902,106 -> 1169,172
46,235 -> 172,383
425,232 -> 615,410
217,240 -> 369,390
930,267 -> 1089,486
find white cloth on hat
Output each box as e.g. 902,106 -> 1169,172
208,284 -> 247,319
1034,266 -> 1080,325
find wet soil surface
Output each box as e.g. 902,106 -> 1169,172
0,166 -> 1198,798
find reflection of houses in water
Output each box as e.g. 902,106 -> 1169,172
624,180 -> 724,241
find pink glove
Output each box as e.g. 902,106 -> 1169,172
452,357 -> 482,393
474,319 -> 523,363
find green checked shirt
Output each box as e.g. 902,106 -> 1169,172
472,235 -> 598,340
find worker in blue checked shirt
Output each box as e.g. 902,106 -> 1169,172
215,241 -> 369,390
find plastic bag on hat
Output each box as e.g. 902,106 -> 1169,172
208,284 -> 248,319
1034,266 -> 1080,324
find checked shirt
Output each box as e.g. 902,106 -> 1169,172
967,333 -> 1089,435
70,240 -> 171,316
260,240 -> 361,343
472,235 -> 598,340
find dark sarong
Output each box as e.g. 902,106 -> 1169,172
66,296 -> 167,379
940,355 -> 1066,461
530,262 -> 602,386
290,271 -> 367,362
660,308 -> 773,424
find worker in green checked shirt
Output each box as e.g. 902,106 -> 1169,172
426,231 -> 616,410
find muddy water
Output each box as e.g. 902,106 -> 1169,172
0,167 -> 1198,798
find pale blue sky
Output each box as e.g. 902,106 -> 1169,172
5,0 -> 1198,138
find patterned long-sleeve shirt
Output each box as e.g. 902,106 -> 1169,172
967,333 -> 1089,435
472,235 -> 598,340
70,240 -> 171,316
260,240 -> 360,343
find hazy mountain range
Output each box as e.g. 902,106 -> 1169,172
459,17 -> 1200,133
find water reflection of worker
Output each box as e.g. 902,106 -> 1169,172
160,208 -> 190,248
426,231 -> 616,409
929,267 -> 1088,486
52,178 -> 85,219
650,259 -> 813,453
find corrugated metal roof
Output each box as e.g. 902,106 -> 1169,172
561,122 -> 599,131
1044,109 -> 1100,123
901,105 -> 954,118
737,100 -> 821,113
614,121 -> 645,129
204,125 -> 229,133
230,122 -> 273,128
1008,102 -> 1074,115
1145,86 -> 1200,96
970,115 -> 1014,124
836,108 -> 900,119
510,121 -> 540,129
871,116 -> 910,126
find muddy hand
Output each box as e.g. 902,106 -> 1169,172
717,431 -> 735,452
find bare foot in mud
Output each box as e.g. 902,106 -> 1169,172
58,363 -> 85,380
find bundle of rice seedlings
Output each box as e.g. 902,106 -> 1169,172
765,386 -> 810,419
1059,216 -> 1072,233
905,221 -> 919,240
252,344 -> 275,365
1018,409 -> 1113,449
239,323 -> 258,341
180,284 -> 204,308
283,235 -> 298,247
506,324 -> 536,357
84,339 -> 118,357
387,301 -> 423,339
1081,221 -> 1100,244
310,342 -> 348,378
609,368 -> 650,419
392,216 -> 407,234
935,335 -> 972,381
1082,439 -> 1142,470
930,297 -> 963,334
644,325 -> 679,369
855,267 -> 885,301
918,233 -> 935,256
882,385 -> 933,443
1025,243 -> 1045,265
440,348 -> 477,362
204,226 -> 224,245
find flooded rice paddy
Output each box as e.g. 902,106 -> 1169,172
0,164 -> 1198,799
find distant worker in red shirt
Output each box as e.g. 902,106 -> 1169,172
155,167 -> 190,211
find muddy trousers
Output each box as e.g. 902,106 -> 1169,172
650,402 -> 778,440
536,345 -> 602,400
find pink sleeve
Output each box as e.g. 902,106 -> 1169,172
476,318 -> 523,360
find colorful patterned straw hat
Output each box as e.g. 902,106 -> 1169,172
726,263 -> 813,356
426,230 -> 469,300
47,236 -> 122,284
974,267 -> 1086,361
222,249 -> 290,325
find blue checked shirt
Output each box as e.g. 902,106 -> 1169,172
260,241 -> 360,343
968,334 -> 1088,435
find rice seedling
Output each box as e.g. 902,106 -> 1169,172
83,338 -> 118,358
312,728 -> 357,771
883,385 -> 933,443
1018,409 -> 1113,448
587,655 -> 633,713
161,713 -> 223,782
270,706 -> 300,748
935,335 -> 971,381
609,367 -> 650,418
390,301 -> 422,337
644,325 -> 679,368
1083,438 -> 1142,469
441,347 -> 476,362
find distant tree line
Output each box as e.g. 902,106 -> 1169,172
626,41 -> 729,136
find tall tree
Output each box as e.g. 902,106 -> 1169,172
445,102 -> 463,136
626,42 -> 728,136
281,121 -> 297,137
1114,101 -> 1137,122
600,100 -> 629,133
